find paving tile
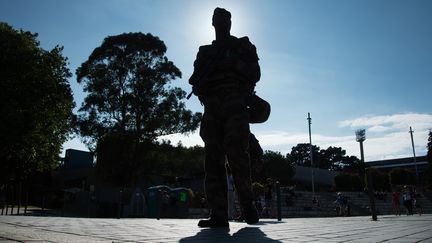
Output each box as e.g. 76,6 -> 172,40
0,214 -> 432,242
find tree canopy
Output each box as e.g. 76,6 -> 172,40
96,135 -> 205,187
366,167 -> 389,191
287,143 -> 320,167
287,143 -> 361,172
0,22 -> 75,183
262,150 -> 295,183
76,32 -> 201,150
76,32 -> 201,186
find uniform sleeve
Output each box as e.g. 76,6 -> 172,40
189,46 -> 207,85
237,37 -> 261,84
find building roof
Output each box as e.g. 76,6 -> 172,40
366,155 -> 428,171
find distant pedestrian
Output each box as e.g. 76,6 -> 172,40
334,192 -> 347,216
392,190 -> 401,216
312,197 -> 320,209
263,178 -> 274,217
161,190 -> 170,218
403,186 -> 413,215
412,193 -> 423,216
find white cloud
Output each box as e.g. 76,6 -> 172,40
335,113 -> 431,160
339,113 -> 432,133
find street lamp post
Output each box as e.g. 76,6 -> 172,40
409,126 -> 419,186
307,113 -> 315,200
355,129 -> 377,221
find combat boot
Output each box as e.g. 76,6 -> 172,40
198,211 -> 229,228
242,203 -> 259,224
198,217 -> 229,228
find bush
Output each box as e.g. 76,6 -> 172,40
334,173 -> 363,191
366,168 -> 390,191
389,168 -> 415,186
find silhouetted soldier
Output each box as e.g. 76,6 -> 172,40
189,7 -> 262,228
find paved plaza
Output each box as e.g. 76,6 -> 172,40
0,214 -> 431,242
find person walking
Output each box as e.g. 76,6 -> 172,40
392,190 -> 401,216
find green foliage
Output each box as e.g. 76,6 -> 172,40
262,150 -> 295,183
340,156 -> 363,174
76,32 -> 201,186
319,146 -> 346,170
145,142 -> 205,178
0,23 -> 75,183
366,167 -> 390,191
96,133 -> 205,187
334,173 -> 363,191
287,143 -> 320,167
389,168 -> 416,186
76,32 -> 201,150
287,143 -> 361,172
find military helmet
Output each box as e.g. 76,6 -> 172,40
248,94 -> 271,124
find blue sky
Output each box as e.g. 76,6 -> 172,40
1,0 -> 431,161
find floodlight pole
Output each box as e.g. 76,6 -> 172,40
307,113 -> 315,199
409,127 -> 419,186
356,129 -> 377,221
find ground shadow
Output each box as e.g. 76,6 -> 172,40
179,227 -> 281,242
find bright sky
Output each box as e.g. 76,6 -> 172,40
1,0 -> 431,161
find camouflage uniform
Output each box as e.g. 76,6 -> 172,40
189,35 -> 260,219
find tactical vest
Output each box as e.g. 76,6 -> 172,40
189,36 -> 270,123
189,36 -> 260,98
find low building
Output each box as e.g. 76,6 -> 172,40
367,155 -> 428,175
53,149 -> 95,189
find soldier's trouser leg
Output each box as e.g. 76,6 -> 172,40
224,111 -> 255,208
200,112 -> 228,219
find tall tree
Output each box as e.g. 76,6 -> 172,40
319,146 -> 346,170
76,32 -> 201,150
0,23 -> 75,183
76,32 -> 201,185
288,143 -> 361,171
262,150 -> 295,183
340,156 -> 362,174
287,143 -> 321,167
